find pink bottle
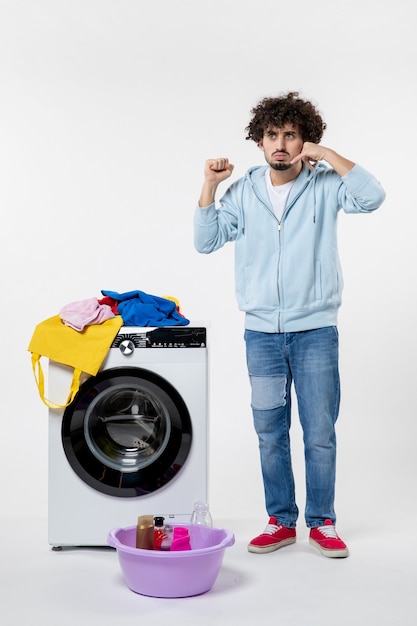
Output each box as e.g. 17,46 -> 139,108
170,526 -> 191,551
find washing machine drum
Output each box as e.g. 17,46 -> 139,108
62,367 -> 192,497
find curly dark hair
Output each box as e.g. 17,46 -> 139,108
245,92 -> 326,144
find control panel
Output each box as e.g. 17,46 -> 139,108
111,327 -> 206,349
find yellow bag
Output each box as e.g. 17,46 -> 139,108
28,315 -> 123,409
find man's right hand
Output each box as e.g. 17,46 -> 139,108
198,158 -> 234,207
204,158 -> 234,183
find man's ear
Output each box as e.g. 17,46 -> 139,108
258,140 -> 264,151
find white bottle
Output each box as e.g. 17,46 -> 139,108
190,501 -> 213,527
189,501 -> 213,549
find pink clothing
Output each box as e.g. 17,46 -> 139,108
59,297 -> 115,331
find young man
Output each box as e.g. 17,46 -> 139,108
194,92 -> 386,558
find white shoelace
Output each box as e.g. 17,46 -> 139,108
317,524 -> 338,538
263,522 -> 282,535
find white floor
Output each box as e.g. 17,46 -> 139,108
1,515 -> 416,626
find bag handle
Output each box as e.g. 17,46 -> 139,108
31,353 -> 81,409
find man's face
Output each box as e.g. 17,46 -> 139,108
258,124 -> 304,171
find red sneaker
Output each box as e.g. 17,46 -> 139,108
248,517 -> 296,553
309,519 -> 349,558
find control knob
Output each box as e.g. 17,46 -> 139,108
119,339 -> 135,355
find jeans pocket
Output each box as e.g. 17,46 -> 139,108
249,374 -> 287,410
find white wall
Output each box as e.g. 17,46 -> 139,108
1,0 -> 415,527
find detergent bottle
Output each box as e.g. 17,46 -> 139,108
170,526 -> 191,551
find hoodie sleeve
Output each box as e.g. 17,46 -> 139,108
193,183 -> 241,254
339,164 -> 386,214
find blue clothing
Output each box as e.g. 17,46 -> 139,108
101,290 -> 189,326
245,327 -> 340,527
194,163 -> 386,333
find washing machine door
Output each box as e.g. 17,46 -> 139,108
61,367 -> 192,497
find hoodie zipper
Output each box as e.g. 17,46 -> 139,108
277,221 -> 282,331
251,185 -> 282,330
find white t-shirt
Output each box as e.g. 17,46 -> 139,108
265,169 -> 295,222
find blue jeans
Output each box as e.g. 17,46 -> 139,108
244,327 -> 340,528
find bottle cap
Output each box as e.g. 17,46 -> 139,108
193,501 -> 209,510
137,514 -> 154,529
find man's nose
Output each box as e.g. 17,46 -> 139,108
274,134 -> 286,150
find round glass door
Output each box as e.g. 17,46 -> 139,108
62,367 -> 192,497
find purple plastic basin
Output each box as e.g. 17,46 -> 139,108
107,523 -> 235,598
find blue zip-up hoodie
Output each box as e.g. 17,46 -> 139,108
194,163 -> 386,333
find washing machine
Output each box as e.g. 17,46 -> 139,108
48,325 -> 208,548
